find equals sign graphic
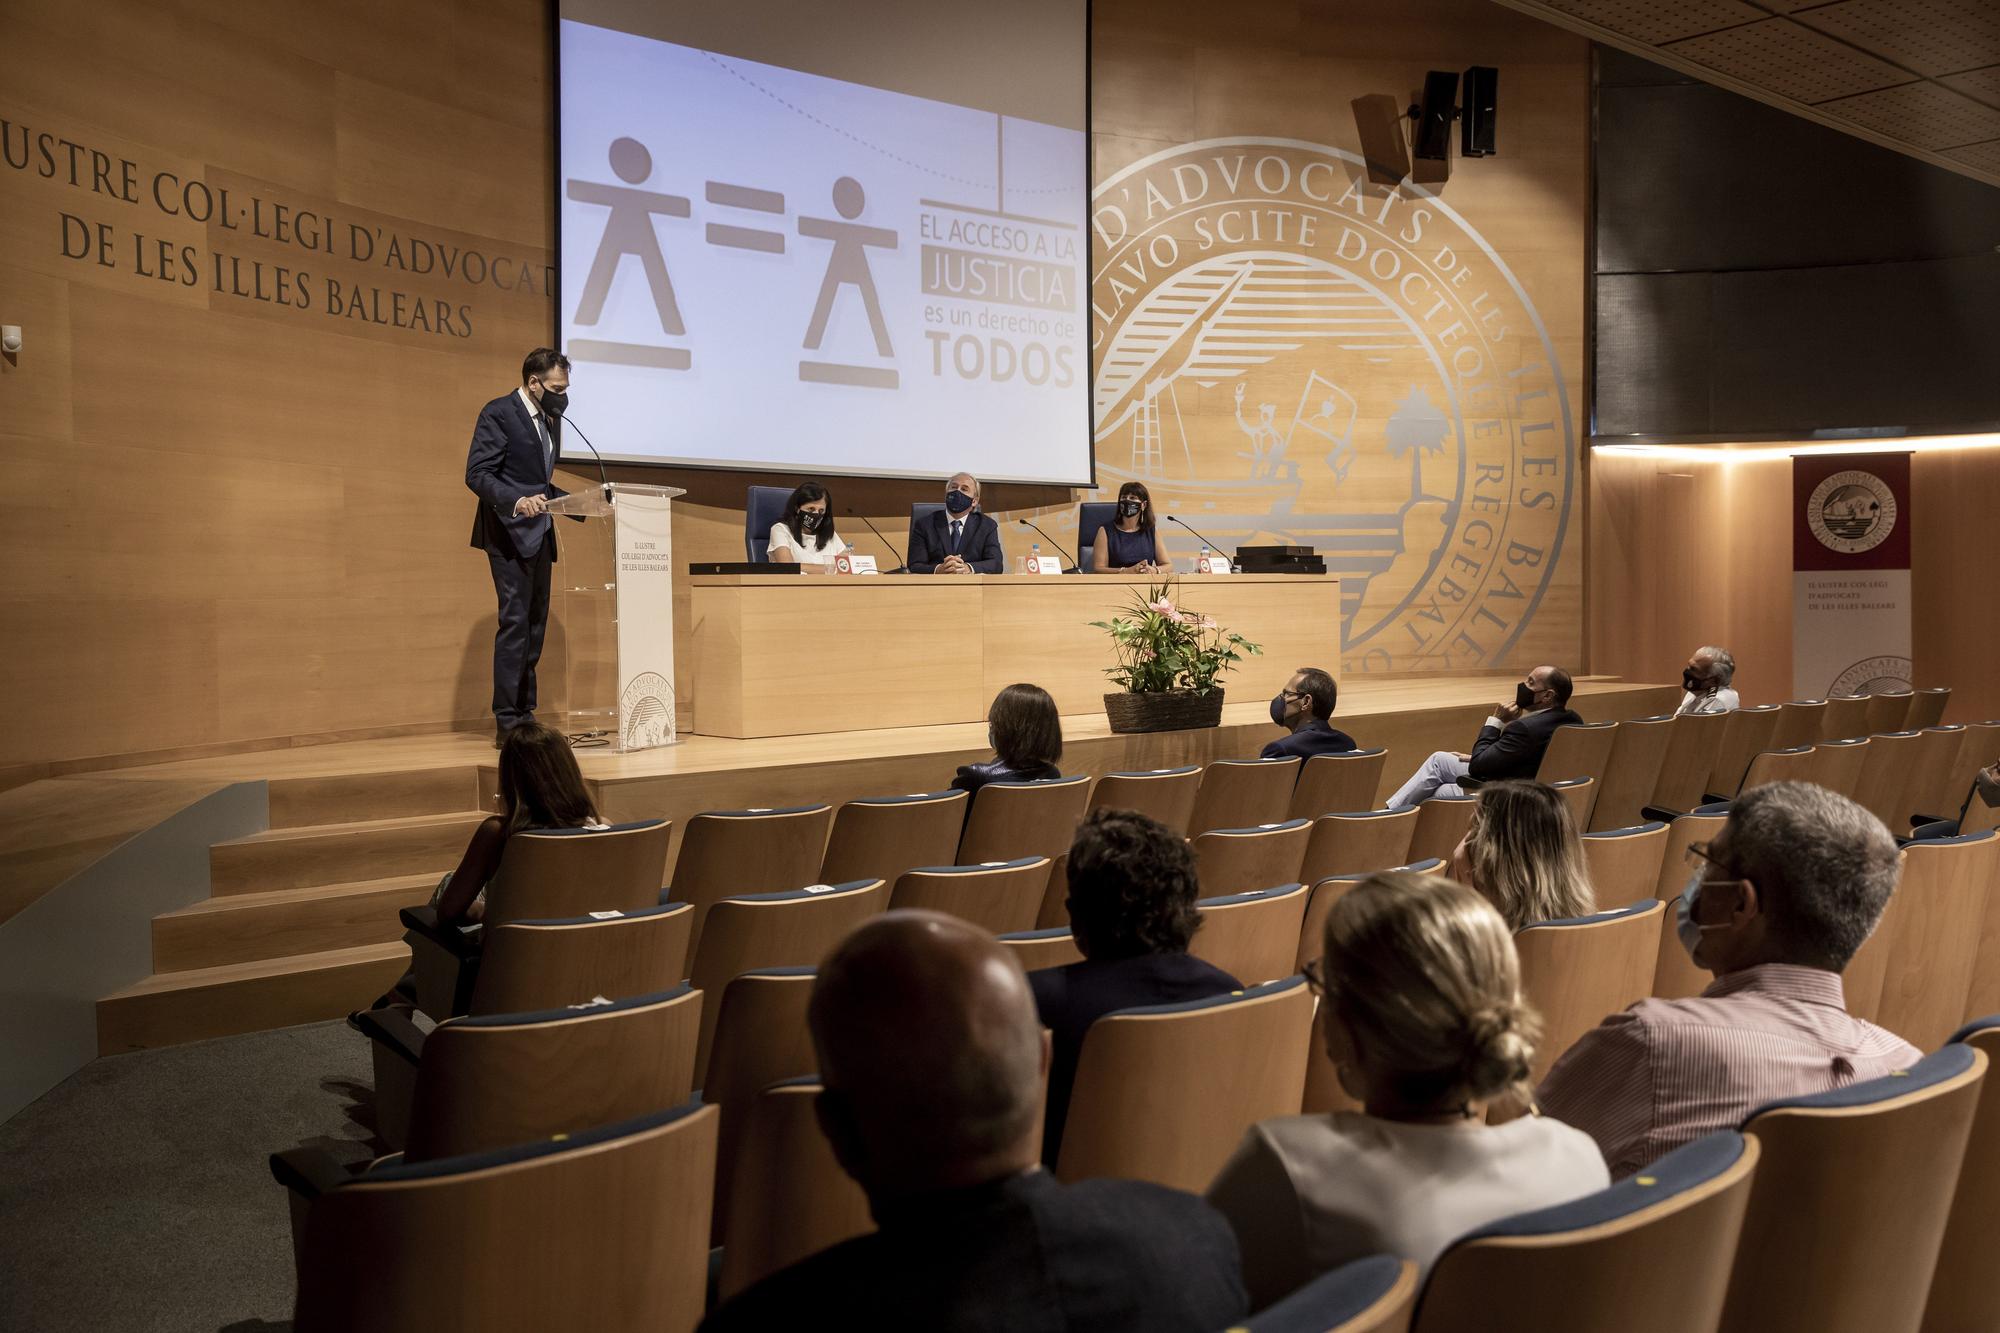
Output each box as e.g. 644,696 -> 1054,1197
705,182 -> 786,253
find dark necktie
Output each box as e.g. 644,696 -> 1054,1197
535,414 -> 553,476
950,519 -> 963,554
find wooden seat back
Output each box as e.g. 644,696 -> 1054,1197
1864,691 -> 1917,737
1903,725 -> 1970,825
1803,736 -> 1871,799
1904,687 -> 1950,731
1580,822 -> 1669,910
472,902 -> 693,1015
1300,807 -> 1418,885
1739,744 -> 1816,790
1515,900 -> 1664,1086
996,925 -> 1084,971
1192,818 -> 1312,896
1819,694 -> 1872,741
671,805 -> 836,952
1248,1256 -> 1418,1333
1589,714 -> 1676,832
701,967 -> 818,1237
1191,883 -> 1309,984
1706,705 -> 1781,801
483,820 -> 672,926
1653,710 -> 1729,814
718,1078 -> 873,1301
1923,1022 -> 2000,1333
1863,832 -> 1999,1048
1087,766 -> 1201,833
1536,722 -> 1619,826
1771,700 -> 1828,752
817,790 -> 966,886
957,775 -> 1092,865
1408,793 -> 1478,865
1853,729 -> 1926,830
888,856 -> 1050,934
1189,757 -> 1303,837
1288,749 -> 1389,822
1549,777 -> 1595,830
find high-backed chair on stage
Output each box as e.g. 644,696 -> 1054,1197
817,790 -> 967,887
1924,1019 -> 2000,1333
1549,776 -> 1595,829
1407,793 -> 1477,865
1819,694 -> 1872,741
906,500 -> 945,555
1414,1132 -> 1760,1333
1864,691 -> 1917,737
1903,725 -> 1971,828
1854,729 -> 1925,830
717,1077 -> 874,1302
1086,765 -> 1201,833
1075,500 -> 1119,565
1851,832 -> 1999,1049
291,1102 -> 718,1333
1514,900 -> 1664,1087
1243,1256 -> 1418,1333
1579,821 -> 1669,910
1288,749 -> 1389,822
1651,709 -> 1728,815
449,902 -> 694,1019
1719,1046 -> 1987,1333
1803,735 -> 1871,799
1056,977 -> 1313,1192
1190,883 -> 1308,984
1906,686 -> 1951,732
702,968 -> 817,1237
1192,819 -> 1311,896
1297,859 -> 1445,975
1189,757 -> 1303,837
997,925 -> 1084,972
1772,699 -> 1829,751
1299,807 -> 1418,885
957,775 -> 1091,866
1651,825 -> 1724,1002
1706,704 -> 1781,801
1535,721 -> 1618,824
689,881 -> 887,1084
744,484 -> 792,561
342,986 -> 703,1163
1588,714 -> 1676,832
888,857 -> 1050,934
669,805 -> 836,950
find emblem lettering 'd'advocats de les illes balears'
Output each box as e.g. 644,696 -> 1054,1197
1088,138 -> 1575,676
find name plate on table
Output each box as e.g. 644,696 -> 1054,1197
1027,555 -> 1063,575
832,552 -> 878,575
1195,555 -> 1233,574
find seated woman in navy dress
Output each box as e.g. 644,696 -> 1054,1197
1090,481 -> 1171,573
952,682 -> 1063,795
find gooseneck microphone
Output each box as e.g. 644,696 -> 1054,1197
1015,518 -> 1080,573
1166,514 -> 1229,565
847,509 -> 910,573
545,405 -> 613,502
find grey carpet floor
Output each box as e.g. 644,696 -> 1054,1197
0,1020 -> 378,1333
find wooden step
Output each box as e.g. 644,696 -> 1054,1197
97,943 -> 409,1054
152,874 -> 435,971
267,766 -> 491,829
208,811 -> 489,895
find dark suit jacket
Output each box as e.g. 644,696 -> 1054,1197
1029,952 -> 1242,1168
1259,717 -> 1358,761
466,391 -> 567,560
951,759 -> 1060,798
1467,706 -> 1583,783
698,1168 -> 1247,1333
909,508 -> 1004,574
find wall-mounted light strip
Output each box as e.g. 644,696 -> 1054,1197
1590,433 -> 2000,465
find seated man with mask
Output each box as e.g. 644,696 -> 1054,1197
1538,782 -> 1920,1177
1261,667 -> 1356,761
1385,665 -> 1581,808
1675,645 -> 1740,715
909,472 -> 1005,575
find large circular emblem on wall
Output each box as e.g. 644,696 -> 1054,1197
1805,470 -> 1898,555
1089,139 -> 1574,674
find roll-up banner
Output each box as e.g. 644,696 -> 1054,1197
1792,453 -> 1913,699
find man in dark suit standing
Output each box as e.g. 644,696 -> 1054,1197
908,472 -> 1005,574
1261,666 -> 1358,760
466,348 -> 570,747
1386,665 -> 1583,806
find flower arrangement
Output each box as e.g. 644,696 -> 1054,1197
1092,582 -> 1263,696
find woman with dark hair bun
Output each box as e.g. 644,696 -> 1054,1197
766,481 -> 849,570
950,682 -> 1063,796
1206,872 -> 1607,1307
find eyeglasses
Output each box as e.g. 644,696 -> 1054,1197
1682,840 -> 1739,878
1302,956 -> 1330,996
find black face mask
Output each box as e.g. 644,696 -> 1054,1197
1270,692 -> 1292,727
1515,681 -> 1538,710
537,387 -> 569,418
944,489 -> 975,515
800,511 -> 825,532
1117,498 -> 1144,518
1682,668 -> 1703,693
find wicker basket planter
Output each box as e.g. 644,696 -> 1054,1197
1103,688 -> 1226,734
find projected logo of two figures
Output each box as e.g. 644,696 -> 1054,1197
567,135 -> 897,387
1090,139 -> 1574,675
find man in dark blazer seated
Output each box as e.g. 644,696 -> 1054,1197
1386,664 -> 1582,807
466,348 -> 571,747
1261,666 -> 1357,760
699,910 -> 1248,1333
908,471 -> 1005,574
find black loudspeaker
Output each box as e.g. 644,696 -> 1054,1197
1461,65 -> 1498,157
1411,70 -> 1459,161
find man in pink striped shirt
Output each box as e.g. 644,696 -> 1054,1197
1538,781 -> 1921,1177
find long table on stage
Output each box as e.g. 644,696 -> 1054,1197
687,572 -> 1342,738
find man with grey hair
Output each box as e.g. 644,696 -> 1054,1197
908,472 -> 1005,574
1537,782 -> 1919,1176
1675,645 -> 1740,715
699,911 -> 1247,1332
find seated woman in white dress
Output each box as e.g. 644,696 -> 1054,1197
766,482 -> 849,572
1206,870 -> 1609,1308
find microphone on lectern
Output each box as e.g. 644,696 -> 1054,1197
847,510 -> 910,573
1016,518 -> 1080,573
1166,514 -> 1229,562
545,404 -> 613,502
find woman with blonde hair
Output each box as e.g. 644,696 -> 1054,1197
1206,872 -> 1607,1307
1452,779 -> 1595,929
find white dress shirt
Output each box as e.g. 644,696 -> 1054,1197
1676,687 -> 1740,715
767,522 -> 849,565
516,387 -> 553,477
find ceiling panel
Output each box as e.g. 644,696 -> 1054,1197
1940,65 -> 2000,107
1667,19 -> 1913,104
1531,0 -> 1765,45
1820,79 -> 2000,149
1943,140 -> 2000,174
1792,0 -> 2000,79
